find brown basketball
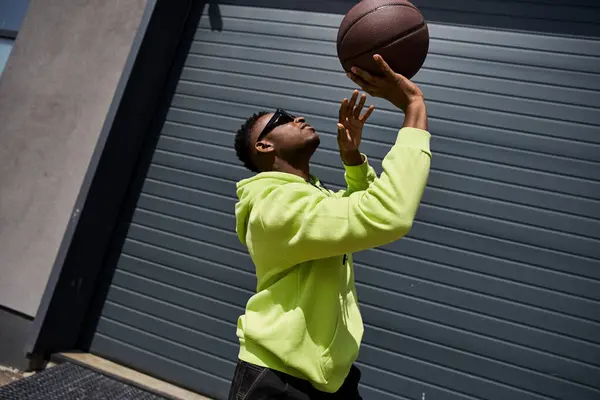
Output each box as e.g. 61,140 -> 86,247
337,0 -> 429,79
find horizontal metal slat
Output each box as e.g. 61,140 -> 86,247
174,84 -> 600,173
430,39 -> 600,74
165,98 -> 600,219
360,299 -> 600,376
359,344 -> 557,400
414,177 -> 598,241
165,106 -> 600,203
427,170 -> 600,221
182,63 -> 600,127
185,53 -> 600,110
357,361 -> 476,400
404,218 -> 600,282
428,137 -> 600,184
360,330 -> 600,400
196,15 -> 338,42
318,160 -> 600,269
362,304 -> 600,379
90,335 -> 230,400
215,2 -> 600,26
126,225 -> 254,274
136,189 -> 235,232
122,238 -> 255,291
201,111 -> 600,194
428,152 -> 600,203
169,116 -> 597,189
152,149 -> 250,182
189,41 -> 600,92
359,278 -> 600,346
413,8 -> 600,38
360,326 -> 600,399
94,318 -> 234,381
169,93 -> 600,164
106,286 -> 234,341
137,192 -> 234,226
131,207 -> 242,252
215,1 -> 600,28
196,16 -> 600,73
359,385 -> 402,400
161,124 -> 599,218
416,203 -> 600,260
359,240 -> 600,308
141,180 -> 236,215
356,249 -> 600,323
327,148 -> 600,206
427,24 -> 600,56
356,262 -> 600,357
415,0 -> 600,23
368,220 -> 600,304
117,254 -> 251,307
177,69 -> 600,144
101,302 -> 239,361
215,4 -> 344,26
146,164 -> 239,200
109,269 -> 243,323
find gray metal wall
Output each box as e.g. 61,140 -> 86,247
88,3 -> 600,400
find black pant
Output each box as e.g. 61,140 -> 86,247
228,360 -> 363,400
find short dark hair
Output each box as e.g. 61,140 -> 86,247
235,111 -> 269,173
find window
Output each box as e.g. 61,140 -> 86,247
0,38 -> 14,76
0,0 -> 29,76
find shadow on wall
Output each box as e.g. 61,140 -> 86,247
216,0 -> 600,38
208,0 -> 223,31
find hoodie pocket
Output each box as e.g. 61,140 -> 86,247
319,296 -> 361,386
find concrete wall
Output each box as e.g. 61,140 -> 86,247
0,0 -> 149,317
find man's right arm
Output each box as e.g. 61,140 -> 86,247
252,121 -> 430,266
250,54 -> 431,267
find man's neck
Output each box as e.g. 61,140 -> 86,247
272,160 -> 311,181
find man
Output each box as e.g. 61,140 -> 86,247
229,55 -> 431,399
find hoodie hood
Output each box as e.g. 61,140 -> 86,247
235,172 -> 309,246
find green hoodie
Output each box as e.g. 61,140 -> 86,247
234,127 -> 432,393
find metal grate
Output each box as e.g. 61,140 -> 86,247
0,362 -> 167,400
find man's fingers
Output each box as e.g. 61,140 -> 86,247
354,93 -> 367,118
339,98 -> 348,123
347,90 -> 359,115
346,72 -> 378,96
336,123 -> 346,142
373,54 -> 396,78
360,105 -> 375,122
351,66 -> 377,85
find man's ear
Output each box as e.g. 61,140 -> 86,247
255,140 -> 274,154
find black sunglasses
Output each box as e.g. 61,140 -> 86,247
257,109 -> 296,141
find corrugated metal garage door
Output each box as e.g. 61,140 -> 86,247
88,2 -> 600,400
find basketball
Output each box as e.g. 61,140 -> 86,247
337,0 -> 429,79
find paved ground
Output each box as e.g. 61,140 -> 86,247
0,366 -> 23,387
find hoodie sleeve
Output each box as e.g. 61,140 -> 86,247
252,127 -> 431,266
334,155 -> 378,197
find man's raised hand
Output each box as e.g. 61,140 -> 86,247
337,89 -> 375,166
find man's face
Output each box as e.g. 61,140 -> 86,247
251,111 -> 320,162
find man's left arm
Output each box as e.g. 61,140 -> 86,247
335,90 -> 377,197
337,151 -> 377,197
